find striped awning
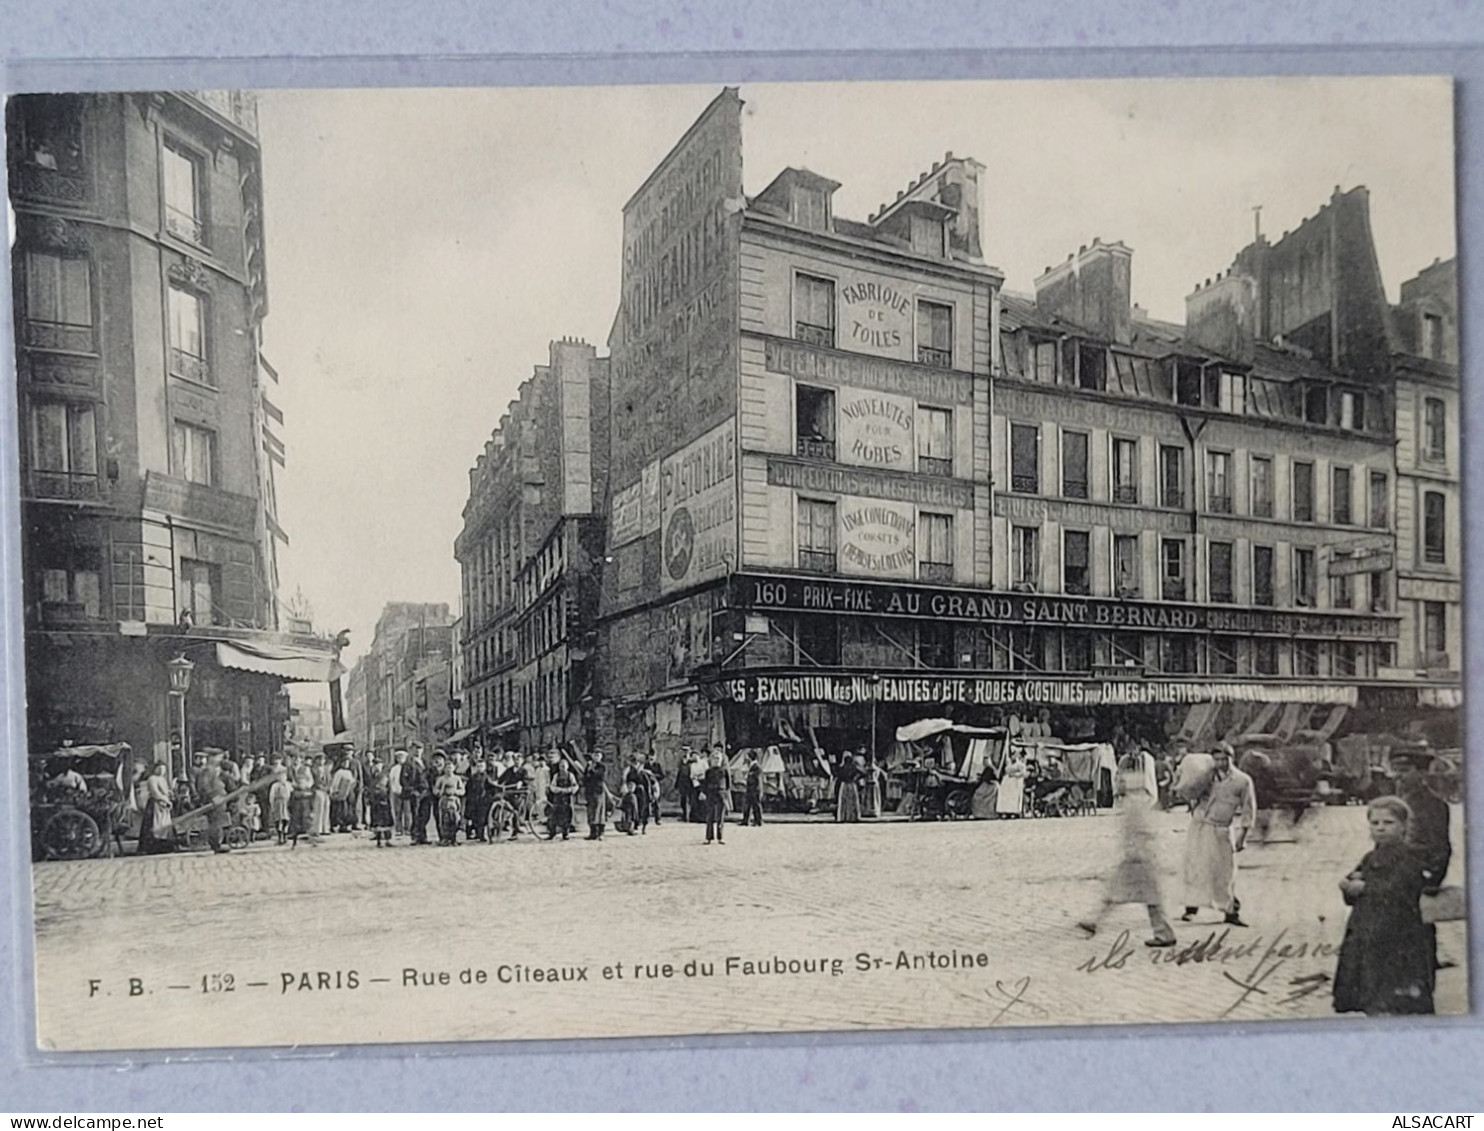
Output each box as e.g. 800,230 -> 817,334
215,640 -> 343,684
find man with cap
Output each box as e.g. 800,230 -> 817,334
1180,742 -> 1255,926
1395,751 -> 1454,973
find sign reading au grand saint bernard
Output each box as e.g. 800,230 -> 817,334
716,672 -> 1359,707
660,419 -> 736,594
731,572 -> 1400,638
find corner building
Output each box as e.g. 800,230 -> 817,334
597,88 -> 1002,760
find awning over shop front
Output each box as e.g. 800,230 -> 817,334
489,716 -> 522,735
444,726 -> 480,745
215,640 -> 343,684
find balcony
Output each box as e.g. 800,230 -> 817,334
1161,579 -> 1187,601
1063,478 -> 1088,500
1161,488 -> 1184,509
24,319 -> 95,354
799,550 -> 837,573
28,470 -> 101,503
918,456 -> 952,478
143,471 -> 256,532
795,322 -> 834,348
1208,494 -> 1233,515
1115,583 -> 1141,600
165,207 -> 207,246
1253,499 -> 1274,519
796,437 -> 836,461
1064,575 -> 1091,597
919,562 -> 954,583
1113,484 -> 1139,505
916,345 -> 952,368
170,348 -> 213,386
1011,474 -> 1039,494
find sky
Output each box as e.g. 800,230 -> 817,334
254,76 -> 1456,676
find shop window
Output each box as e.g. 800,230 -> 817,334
1254,638 -> 1279,676
1160,635 -> 1196,674
1110,632 -> 1144,670
1061,431 -> 1089,499
1112,438 -> 1138,504
1063,530 -> 1090,596
917,621 -> 954,669
172,420 -> 216,486
1011,526 -> 1040,591
180,558 -> 221,626
23,250 -> 94,352
1206,450 -> 1232,514
162,138 -> 206,245
1423,491 -> 1446,564
1295,639 -> 1320,676
918,512 -> 954,583
1010,627 -> 1046,672
1251,456 -> 1273,518
1062,631 -> 1093,673
797,498 -> 837,573
1161,539 -> 1186,601
1159,445 -> 1184,508
1252,546 -> 1275,607
1292,461 -> 1315,522
1113,534 -> 1140,598
1332,466 -> 1353,525
917,406 -> 952,476
796,385 -> 836,460
1010,423 -> 1039,493
795,615 -> 840,667
1423,398 -> 1446,461
1208,636 -> 1239,675
793,274 -> 835,347
28,399 -> 98,500
1294,548 -> 1316,607
1334,642 -> 1358,678
916,301 -> 953,367
1369,470 -> 1388,529
1208,542 -> 1234,603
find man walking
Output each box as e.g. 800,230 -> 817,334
402,744 -> 432,845
701,748 -> 731,845
195,750 -> 230,854
1181,742 -> 1256,927
740,752 -> 764,827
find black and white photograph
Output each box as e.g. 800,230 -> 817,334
5,76 -> 1468,1051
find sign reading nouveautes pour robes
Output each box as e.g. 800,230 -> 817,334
731,572 -> 1400,638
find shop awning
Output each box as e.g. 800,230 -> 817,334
215,640 -> 343,683
490,716 -> 522,735
445,726 -> 480,745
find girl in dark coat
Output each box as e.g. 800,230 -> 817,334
1333,796 -> 1435,1016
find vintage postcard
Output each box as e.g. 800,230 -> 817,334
6,77 -> 1467,1052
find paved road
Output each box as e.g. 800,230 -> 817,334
28,804 -> 1468,1051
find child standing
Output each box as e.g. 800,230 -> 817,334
618,782 -> 640,836
369,761 -> 395,847
433,760 -> 464,846
1332,796 -> 1435,1016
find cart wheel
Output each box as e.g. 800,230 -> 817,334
226,826 -> 251,849
944,789 -> 973,819
42,809 -> 101,860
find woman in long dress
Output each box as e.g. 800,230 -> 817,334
861,756 -> 884,818
311,755 -> 332,836
996,753 -> 1027,817
1078,752 -> 1177,947
835,754 -> 862,823
137,762 -> 176,855
267,758 -> 291,845
288,755 -> 317,848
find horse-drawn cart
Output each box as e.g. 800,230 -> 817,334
28,743 -> 134,861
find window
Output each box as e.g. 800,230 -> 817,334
1295,639 -> 1319,677
1113,534 -> 1140,597
1062,631 -> 1093,673
23,250 -> 93,352
1253,546 -> 1275,607
1160,635 -> 1196,674
14,93 -> 85,177
916,301 -> 953,367
1111,438 -> 1138,504
1161,539 -> 1186,601
918,512 -> 954,582
1369,471 -> 1388,529
1251,456 -> 1274,518
917,406 -> 952,476
795,614 -> 840,667
1423,491 -> 1446,564
1061,431 -> 1089,499
1304,386 -> 1329,426
917,621 -> 954,669
1078,344 -> 1107,392
1110,632 -> 1144,670
1011,526 -> 1040,590
1208,542 -> 1234,603
1209,636 -> 1239,676
1159,445 -> 1184,508
162,139 -> 205,244
796,385 -> 836,459
1292,461 -> 1315,522
793,274 -> 835,347
1333,641 -> 1358,677
1330,466 -> 1353,525
1294,547 -> 1316,607
1063,531 -> 1090,596
791,187 -> 827,231
38,561 -> 102,620
1010,423 -> 1040,493
29,400 -> 98,499
909,214 -> 945,257
797,498 -> 837,572
1368,571 -> 1389,614
1206,450 -> 1232,514
171,421 -> 216,486
168,284 -> 211,384
1340,391 -> 1364,431
180,558 -> 221,626
1424,313 -> 1445,360
1008,627 -> 1046,672
1254,638 -> 1279,676
1175,361 -> 1204,407
1032,340 -> 1058,383
1422,602 -> 1446,664
1331,568 -> 1353,610
1423,398 -> 1446,461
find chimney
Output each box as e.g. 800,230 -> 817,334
867,153 -> 985,260
1032,239 -> 1133,345
1185,269 -> 1260,360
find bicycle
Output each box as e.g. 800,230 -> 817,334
486,786 -> 539,841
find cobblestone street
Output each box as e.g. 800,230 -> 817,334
29,803 -> 1468,1051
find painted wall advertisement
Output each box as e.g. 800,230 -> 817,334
837,388 -> 915,471
610,481 -> 643,547
660,418 -> 737,594
837,495 -> 916,579
641,459 -> 661,534
839,276 -> 915,359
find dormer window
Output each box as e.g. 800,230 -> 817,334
909,214 -> 945,257
791,187 -> 828,231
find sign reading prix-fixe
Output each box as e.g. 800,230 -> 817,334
660,419 -> 737,593
716,672 -> 1359,708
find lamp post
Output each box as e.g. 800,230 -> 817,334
167,654 -> 195,779
868,672 -> 881,766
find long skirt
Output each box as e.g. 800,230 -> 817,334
996,777 -> 1026,816
268,781 -> 291,827
312,789 -> 331,835
437,796 -> 463,843
1182,816 -> 1235,910
862,778 -> 882,818
369,791 -> 394,834
137,799 -> 176,855
330,797 -> 355,830
288,789 -> 315,838
836,782 -> 862,823
970,782 -> 998,819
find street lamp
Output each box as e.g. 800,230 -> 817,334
167,654 -> 195,779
